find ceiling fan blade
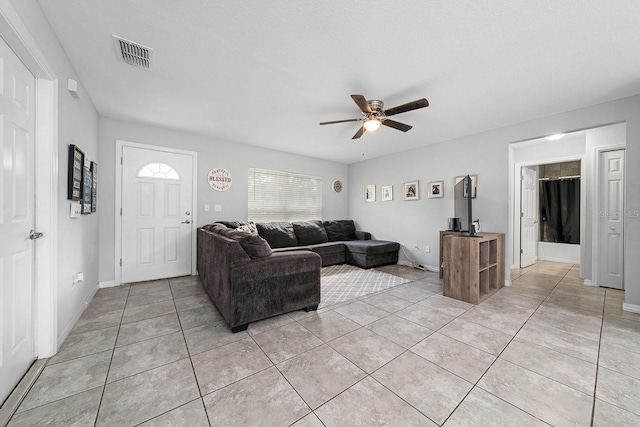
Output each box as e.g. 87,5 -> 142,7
384,98 -> 429,117
319,118 -> 362,125
351,94 -> 372,114
382,119 -> 413,132
352,126 -> 365,139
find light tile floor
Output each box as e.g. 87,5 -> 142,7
7,261 -> 640,426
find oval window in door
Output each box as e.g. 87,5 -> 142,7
137,162 -> 180,180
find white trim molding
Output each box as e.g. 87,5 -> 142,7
115,140 -> 198,285
0,0 -> 59,358
623,303 -> 640,314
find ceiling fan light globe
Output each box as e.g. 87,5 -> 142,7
364,118 -> 381,132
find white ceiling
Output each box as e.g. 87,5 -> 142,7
38,0 -> 640,164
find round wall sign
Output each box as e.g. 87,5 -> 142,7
208,168 -> 233,191
332,180 -> 343,193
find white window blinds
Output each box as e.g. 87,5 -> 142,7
248,168 -> 322,222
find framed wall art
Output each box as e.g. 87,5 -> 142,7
455,175 -> 478,198
403,181 -> 419,201
67,144 -> 84,201
428,181 -> 444,198
81,158 -> 92,214
91,161 -> 98,212
364,184 -> 376,202
381,185 -> 393,201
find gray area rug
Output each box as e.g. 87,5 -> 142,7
320,264 -> 410,307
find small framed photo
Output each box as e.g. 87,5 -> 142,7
364,184 -> 376,202
455,175 -> 478,198
381,185 -> 393,201
428,181 -> 444,198
403,181 -> 419,201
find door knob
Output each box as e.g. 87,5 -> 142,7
182,220 -> 191,224
610,226 -> 616,230
29,230 -> 44,240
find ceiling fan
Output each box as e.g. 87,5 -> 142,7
320,94 -> 429,139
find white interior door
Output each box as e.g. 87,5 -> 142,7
520,166 -> 537,267
0,37 -> 36,404
598,149 -> 625,289
121,146 -> 194,283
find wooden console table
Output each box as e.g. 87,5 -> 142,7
442,233 -> 505,304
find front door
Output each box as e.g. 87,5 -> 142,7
598,149 -> 625,289
121,146 -> 194,283
520,166 -> 537,268
0,37 -> 36,404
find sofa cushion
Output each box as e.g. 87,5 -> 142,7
343,240 -> 400,255
292,220 -> 329,245
218,228 -> 273,259
256,222 -> 298,249
323,220 -> 357,241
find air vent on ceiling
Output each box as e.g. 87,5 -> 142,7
112,35 -> 153,70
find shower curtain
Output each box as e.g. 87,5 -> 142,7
541,178 -> 580,244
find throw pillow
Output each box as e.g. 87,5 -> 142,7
292,220 -> 329,245
237,221 -> 258,234
255,222 -> 298,248
221,229 -> 273,259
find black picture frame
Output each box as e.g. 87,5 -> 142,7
82,159 -> 92,214
67,144 -> 84,201
91,162 -> 98,213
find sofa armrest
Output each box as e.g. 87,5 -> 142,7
355,230 -> 371,240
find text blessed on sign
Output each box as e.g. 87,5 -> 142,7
208,168 -> 233,191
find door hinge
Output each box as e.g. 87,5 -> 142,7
120,208 -> 122,216
520,212 -> 524,217
120,157 -> 123,165
119,258 -> 122,267
520,249 -> 524,254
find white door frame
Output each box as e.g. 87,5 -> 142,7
0,1 -> 59,357
115,140 -> 198,285
511,154 -> 585,273
592,145 -> 626,288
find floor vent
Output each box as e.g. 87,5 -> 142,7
112,35 -> 153,70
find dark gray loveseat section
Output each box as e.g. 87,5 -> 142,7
197,220 -> 399,332
197,225 -> 320,332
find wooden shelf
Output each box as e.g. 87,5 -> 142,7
442,233 -> 505,304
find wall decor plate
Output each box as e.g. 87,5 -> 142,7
332,179 -> 343,193
208,167 -> 233,191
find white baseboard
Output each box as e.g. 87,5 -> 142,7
397,260 -> 438,273
583,279 -> 594,286
504,279 -> 512,287
56,283 -> 99,351
99,280 -> 118,288
623,302 -> 640,314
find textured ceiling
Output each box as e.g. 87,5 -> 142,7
38,0 -> 640,164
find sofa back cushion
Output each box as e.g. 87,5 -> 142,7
323,220 -> 357,241
256,222 -> 298,248
208,224 -> 272,259
292,220 -> 329,245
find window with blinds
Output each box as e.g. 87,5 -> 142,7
248,168 -> 322,222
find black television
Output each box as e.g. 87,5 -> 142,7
454,175 -> 476,237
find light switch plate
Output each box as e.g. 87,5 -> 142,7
214,204 -> 222,212
70,202 -> 82,218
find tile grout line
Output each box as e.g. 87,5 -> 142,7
169,278 -> 214,427
439,265 -> 575,426
92,283 -> 132,427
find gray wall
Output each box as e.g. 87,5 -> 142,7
348,95 -> 640,308
9,0 -> 101,341
98,117 -> 349,284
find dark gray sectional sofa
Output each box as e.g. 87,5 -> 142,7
197,220 -> 399,332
